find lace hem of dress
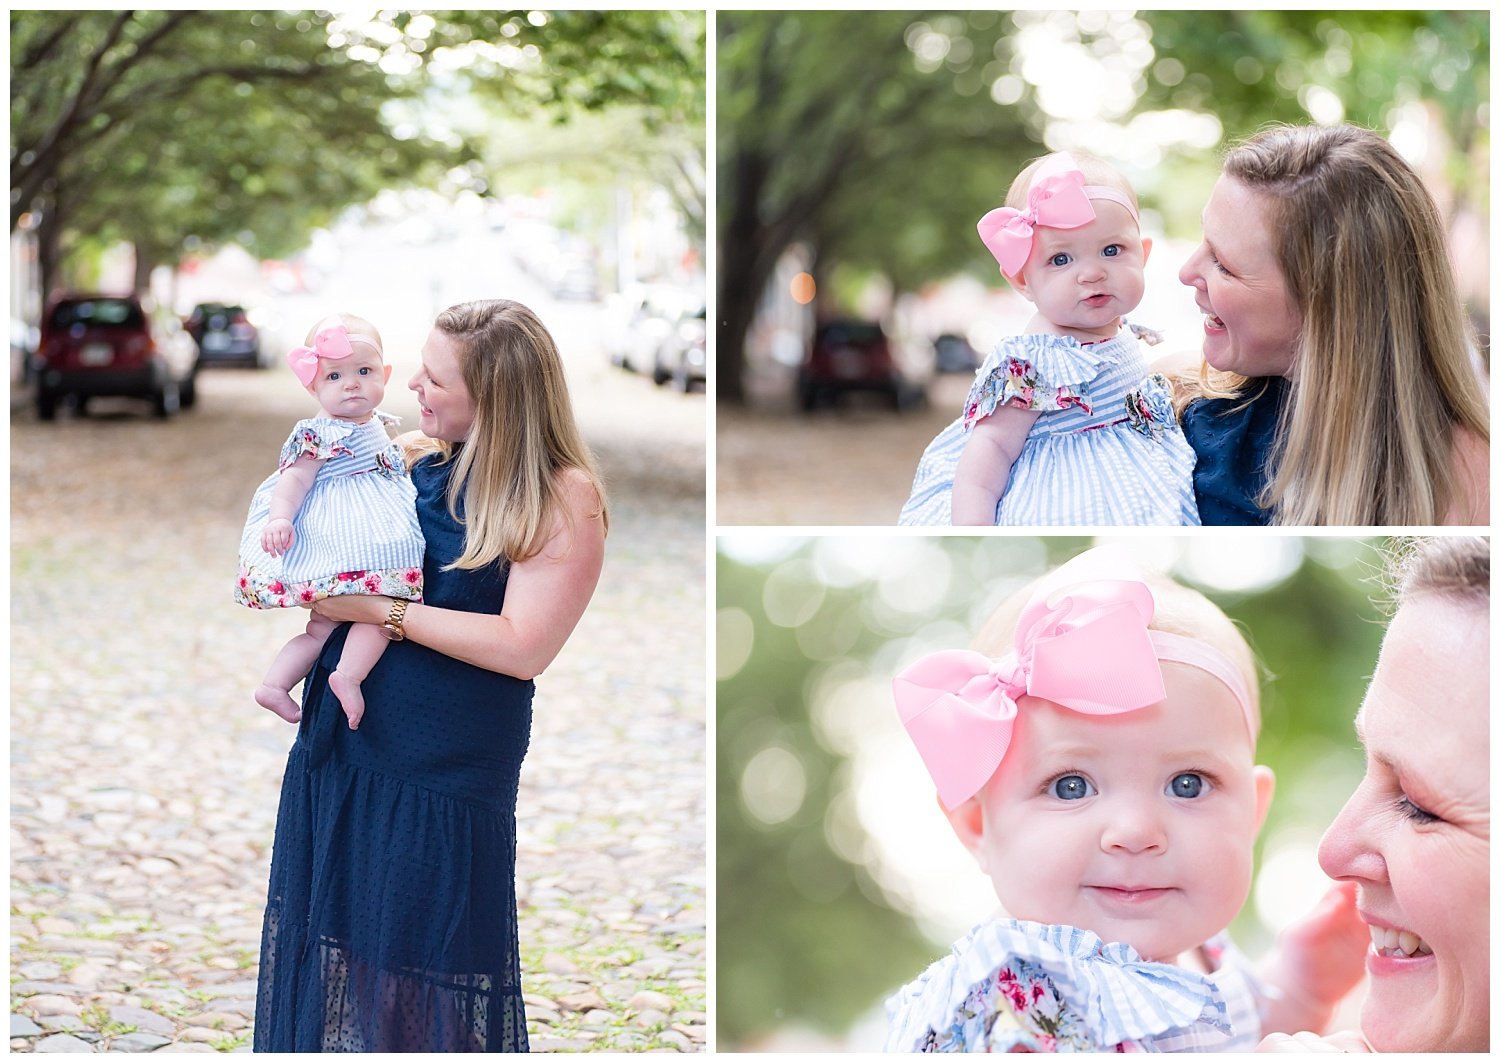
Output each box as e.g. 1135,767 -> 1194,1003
254,931 -> 527,1052
234,563 -> 423,609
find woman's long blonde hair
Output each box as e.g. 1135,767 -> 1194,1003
1180,124 -> 1489,525
411,299 -> 608,569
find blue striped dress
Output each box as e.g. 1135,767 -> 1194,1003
898,327 -> 1201,526
884,919 -> 1269,1052
235,413 -> 424,610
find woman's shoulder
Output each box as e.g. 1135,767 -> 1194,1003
548,466 -> 607,538
1444,424 -> 1490,524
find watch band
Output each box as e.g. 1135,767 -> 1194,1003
381,597 -> 409,641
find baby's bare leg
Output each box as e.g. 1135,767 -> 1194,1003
256,615 -> 338,722
327,622 -> 390,731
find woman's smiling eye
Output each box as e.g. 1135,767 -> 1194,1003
1047,252 -> 1072,268
1168,772 -> 1209,798
1396,794 -> 1440,824
1049,774 -> 1096,800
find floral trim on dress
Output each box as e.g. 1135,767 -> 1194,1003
919,958 -> 1104,1052
1122,373 -> 1179,442
960,334 -> 1115,431
234,563 -> 423,610
278,420 -> 358,472
886,919 -> 1232,1054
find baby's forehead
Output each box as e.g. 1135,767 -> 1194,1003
1017,681 -> 1257,758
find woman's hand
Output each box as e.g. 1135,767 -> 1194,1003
311,594 -> 392,627
1257,1030 -> 1372,1053
262,518 -> 296,557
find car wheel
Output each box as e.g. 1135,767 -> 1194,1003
153,379 -> 181,419
180,372 -> 198,409
673,361 -> 692,393
36,390 -> 57,421
652,360 -> 671,386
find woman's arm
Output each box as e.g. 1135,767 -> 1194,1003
312,469 -> 605,680
951,406 -> 1040,525
262,454 -> 325,556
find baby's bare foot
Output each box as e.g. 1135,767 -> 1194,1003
329,670 -> 365,730
255,684 -> 302,723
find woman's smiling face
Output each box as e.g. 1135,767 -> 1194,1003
1317,592 -> 1490,1052
409,327 -> 475,443
1178,176 -> 1302,379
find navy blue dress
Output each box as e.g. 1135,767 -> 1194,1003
1180,377 -> 1289,526
255,451 -> 532,1052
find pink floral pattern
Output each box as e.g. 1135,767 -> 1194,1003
920,959 -> 1108,1052
234,562 -> 422,610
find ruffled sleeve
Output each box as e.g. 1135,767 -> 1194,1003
961,334 -> 1110,430
278,418 -> 357,471
885,919 -> 1230,1053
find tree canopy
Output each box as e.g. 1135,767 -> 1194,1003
11,9 -> 704,294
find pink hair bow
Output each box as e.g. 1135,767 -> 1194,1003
893,550 -> 1167,810
286,324 -> 354,387
977,153 -> 1097,279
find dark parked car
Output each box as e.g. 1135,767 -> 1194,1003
186,302 -> 262,368
798,319 -> 906,410
934,332 -> 981,374
653,305 -> 706,392
34,294 -> 199,420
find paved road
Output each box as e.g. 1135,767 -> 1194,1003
716,367 -> 971,526
10,306 -> 707,1053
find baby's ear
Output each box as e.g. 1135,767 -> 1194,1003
382,363 -> 393,385
1139,235 -> 1153,265
941,793 -> 986,858
1251,765 -> 1276,834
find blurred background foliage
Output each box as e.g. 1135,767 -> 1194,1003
716,536 -> 1395,1049
716,9 -> 1489,399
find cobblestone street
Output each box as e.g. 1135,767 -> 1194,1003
11,364 -> 706,1052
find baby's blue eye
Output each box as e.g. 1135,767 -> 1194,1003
1102,244 -> 1121,257
358,366 -> 371,375
1169,773 -> 1206,798
1048,252 -> 1072,267
327,370 -> 340,381
1050,774 -> 1095,800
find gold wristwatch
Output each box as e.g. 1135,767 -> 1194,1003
380,598 -> 410,642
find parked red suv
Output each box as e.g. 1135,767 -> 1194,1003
34,294 -> 199,420
798,319 -> 905,411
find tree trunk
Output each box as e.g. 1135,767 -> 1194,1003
132,243 -> 153,295
35,193 -> 64,301
717,150 -> 778,405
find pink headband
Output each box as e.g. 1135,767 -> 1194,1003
892,548 -> 1255,811
977,152 -> 1140,279
286,324 -> 380,387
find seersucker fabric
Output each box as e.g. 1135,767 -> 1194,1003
899,326 -> 1201,526
885,918 -> 1270,1052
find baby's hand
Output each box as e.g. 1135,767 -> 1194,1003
1256,1030 -> 1372,1053
1277,881 -> 1367,1008
262,518 -> 296,557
